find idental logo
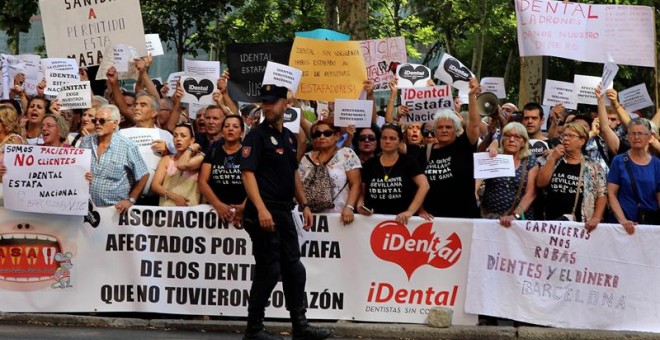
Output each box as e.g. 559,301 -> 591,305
370,221 -> 462,279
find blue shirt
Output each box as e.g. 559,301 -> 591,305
80,133 -> 149,206
607,154 -> 660,221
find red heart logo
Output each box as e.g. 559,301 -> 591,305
370,220 -> 463,280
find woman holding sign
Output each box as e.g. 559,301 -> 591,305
20,96 -> 50,145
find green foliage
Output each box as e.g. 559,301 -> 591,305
0,0 -> 39,54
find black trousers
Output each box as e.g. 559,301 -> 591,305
243,202 -> 306,316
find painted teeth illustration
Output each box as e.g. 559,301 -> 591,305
0,233 -> 63,282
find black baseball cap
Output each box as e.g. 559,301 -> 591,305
259,84 -> 288,102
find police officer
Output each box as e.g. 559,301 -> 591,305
240,84 -> 332,340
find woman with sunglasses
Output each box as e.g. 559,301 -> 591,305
199,115 -> 247,226
151,122 -> 203,207
421,122 -> 437,144
300,120 -> 361,225
358,123 -> 430,225
479,122 -> 539,226
352,125 -> 381,164
607,118 -> 660,234
536,122 -> 607,230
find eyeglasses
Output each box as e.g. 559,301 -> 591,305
91,118 -> 112,125
560,133 -> 581,140
628,132 -> 651,138
358,135 -> 376,142
502,133 -> 523,141
311,130 -> 334,139
422,130 -> 435,137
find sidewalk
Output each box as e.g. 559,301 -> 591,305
0,313 -> 658,339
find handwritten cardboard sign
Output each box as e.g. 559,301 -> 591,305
2,144 -> 91,215
360,37 -> 408,92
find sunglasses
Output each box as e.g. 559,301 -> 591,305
358,135 -> 377,142
91,118 -> 112,125
311,130 -> 334,139
422,130 -> 435,137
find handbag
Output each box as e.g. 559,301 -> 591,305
480,159 -> 528,219
623,155 -> 660,225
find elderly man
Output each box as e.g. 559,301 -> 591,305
79,105 -> 148,212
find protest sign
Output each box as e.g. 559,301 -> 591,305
333,99 -> 373,128
515,0 -> 654,67
42,58 -> 80,96
39,0 -> 146,67
112,44 -> 132,73
284,107 -> 301,133
435,54 -> 474,94
180,76 -> 217,106
400,85 -> 453,123
619,84 -> 653,112
262,61 -> 302,95
188,103 -> 206,120
166,72 -> 184,97
2,145 -> 90,215
118,128 -> 164,195
480,78 -> 506,99
295,29 -> 350,41
95,44 -> 139,81
467,219 -> 660,332
473,153 -> 515,179
289,37 -> 367,102
12,54 -> 41,96
543,80 -> 577,110
396,64 -> 431,88
57,81 -> 92,110
226,42 -> 292,103
574,75 -> 611,105
601,62 -> 619,89
184,60 -> 220,79
145,34 -> 164,56
360,37 -> 408,91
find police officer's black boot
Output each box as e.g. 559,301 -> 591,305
243,314 -> 283,340
290,310 -> 333,340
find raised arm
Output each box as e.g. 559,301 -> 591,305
596,85 -> 620,154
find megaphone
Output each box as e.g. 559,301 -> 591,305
476,92 -> 499,117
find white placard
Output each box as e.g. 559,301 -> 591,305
473,153 -> 515,179
515,0 -> 655,67
39,0 -> 147,67
95,44 -> 139,81
180,76 -> 217,106
480,77 -> 506,99
41,58 -> 79,96
184,59 -> 220,78
112,44 -> 132,73
262,61 -> 302,95
2,144 -> 90,215
360,36 -> 408,91
56,81 -> 92,110
188,102 -> 206,120
145,34 -> 164,56
434,53 -> 474,94
601,62 -> 619,89
543,80 -> 577,110
284,107 -> 301,133
574,75 -> 612,105
396,63 -> 431,88
400,85 -> 453,124
333,99 -> 373,128
166,72 -> 184,97
619,84 -> 653,113
14,54 -> 41,96
119,128 -> 164,196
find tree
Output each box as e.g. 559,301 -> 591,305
0,0 -> 39,54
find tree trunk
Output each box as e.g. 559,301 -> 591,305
325,0 -> 338,30
338,0 -> 368,40
518,56 -> 543,107
470,0 -> 487,79
503,48 -> 515,95
10,28 -> 19,54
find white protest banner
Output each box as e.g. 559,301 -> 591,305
333,99 -> 373,128
360,37 -> 408,91
0,206 -> 477,326
543,80 -> 577,110
57,81 -> 92,110
284,107 -> 301,133
396,63 -> 431,88
400,85 -> 452,124
467,219 -> 660,332
434,53 -> 474,94
42,58 -> 79,96
180,76 -> 217,106
39,0 -> 146,67
145,34 -> 164,56
112,44 -> 132,73
515,0 -> 654,67
601,62 -> 619,89
2,145 -> 90,215
473,153 -> 515,179
619,84 -> 653,113
574,75 -> 612,105
184,59 -> 221,78
118,128 -> 163,195
480,77 -> 506,99
166,72 -> 184,97
262,61 -> 302,95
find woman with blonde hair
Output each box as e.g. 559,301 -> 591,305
0,105 -> 25,186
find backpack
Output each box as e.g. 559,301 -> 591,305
303,153 -> 344,212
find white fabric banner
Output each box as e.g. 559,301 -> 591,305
0,206 -> 476,326
467,219 -> 660,332
515,0 -> 655,67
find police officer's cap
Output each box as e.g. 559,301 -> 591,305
259,84 -> 288,102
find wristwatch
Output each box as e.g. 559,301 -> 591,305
128,197 -> 136,204
514,213 -> 522,220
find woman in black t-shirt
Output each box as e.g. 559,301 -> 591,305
357,123 -> 430,225
199,115 -> 247,227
